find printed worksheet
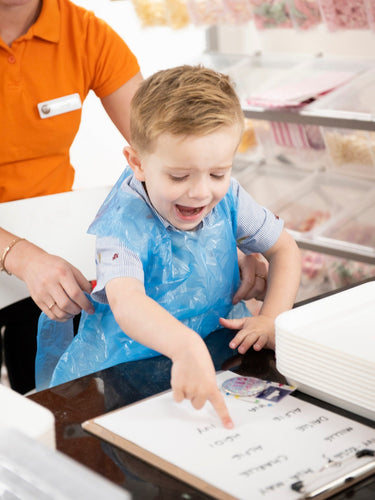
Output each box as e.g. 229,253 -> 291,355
83,371 -> 375,500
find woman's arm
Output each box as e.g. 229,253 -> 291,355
0,227 -> 94,320
101,72 -> 144,143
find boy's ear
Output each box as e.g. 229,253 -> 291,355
123,146 -> 145,181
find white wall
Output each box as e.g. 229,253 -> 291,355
212,22 -> 375,58
70,0 -> 206,190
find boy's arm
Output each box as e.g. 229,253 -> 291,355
220,229 -> 301,352
106,276 -> 233,429
259,229 -> 301,321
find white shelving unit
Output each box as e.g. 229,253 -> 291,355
203,23 -> 375,269
67,2 -> 375,300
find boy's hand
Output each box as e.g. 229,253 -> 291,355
170,343 -> 234,429
219,315 -> 275,353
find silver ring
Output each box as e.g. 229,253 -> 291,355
48,302 -> 56,310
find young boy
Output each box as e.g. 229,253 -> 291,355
36,65 -> 301,428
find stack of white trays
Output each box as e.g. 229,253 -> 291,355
275,281 -> 375,421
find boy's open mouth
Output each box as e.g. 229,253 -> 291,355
175,204 -> 204,219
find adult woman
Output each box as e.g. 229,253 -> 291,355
0,0 -> 267,393
0,0 -> 142,393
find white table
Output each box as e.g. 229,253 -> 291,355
0,187 -> 111,309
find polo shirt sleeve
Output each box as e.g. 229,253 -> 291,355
232,178 -> 284,254
83,12 -> 140,99
92,236 -> 144,304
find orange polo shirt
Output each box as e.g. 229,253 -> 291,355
0,0 -> 140,202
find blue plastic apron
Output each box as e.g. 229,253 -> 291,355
36,169 -> 249,390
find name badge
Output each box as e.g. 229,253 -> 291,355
37,93 -> 82,119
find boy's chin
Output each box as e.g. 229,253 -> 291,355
174,221 -> 201,231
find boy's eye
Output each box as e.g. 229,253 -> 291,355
169,175 -> 188,182
210,173 -> 225,179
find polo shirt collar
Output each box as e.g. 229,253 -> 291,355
31,0 -> 60,43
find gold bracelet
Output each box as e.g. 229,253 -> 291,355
0,237 -> 25,275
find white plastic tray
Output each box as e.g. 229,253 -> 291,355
276,282 -> 375,363
275,282 -> 375,419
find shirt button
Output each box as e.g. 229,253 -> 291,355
8,55 -> 16,64
41,105 -> 51,115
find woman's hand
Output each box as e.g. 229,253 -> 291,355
6,239 -> 95,321
234,252 -> 268,304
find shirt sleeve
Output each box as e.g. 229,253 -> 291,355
84,12 -> 140,98
92,236 -> 144,303
232,178 -> 284,254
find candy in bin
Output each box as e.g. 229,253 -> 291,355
132,0 -> 167,27
319,0 -> 369,31
165,0 -> 191,28
237,118 -> 258,153
326,255 -> 375,288
290,209 -> 331,232
287,0 -> 322,30
222,0 -> 253,23
300,250 -> 328,287
366,0 -> 375,31
249,0 -> 294,29
187,0 -> 227,25
322,128 -> 375,179
271,122 -> 325,150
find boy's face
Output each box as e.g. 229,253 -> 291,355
126,125 -> 241,231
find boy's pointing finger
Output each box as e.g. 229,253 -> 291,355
210,389 -> 234,429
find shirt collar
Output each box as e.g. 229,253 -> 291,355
31,0 -> 60,43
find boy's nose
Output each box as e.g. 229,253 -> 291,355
187,178 -> 210,201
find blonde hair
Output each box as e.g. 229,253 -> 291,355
130,65 -> 244,153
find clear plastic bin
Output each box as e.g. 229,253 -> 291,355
322,127 -> 375,178
325,254 -> 375,289
231,52 -> 310,105
307,68 -> 375,178
189,52 -> 297,113
287,0 -> 322,30
0,427 -> 130,500
192,50 -> 250,73
273,171 -> 372,236
307,67 -> 375,114
317,190 -> 375,256
232,161 -> 314,208
319,0 -> 370,31
297,250 -> 332,302
245,55 -> 371,108
252,119 -> 327,168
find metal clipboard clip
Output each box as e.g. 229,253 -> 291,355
291,449 -> 375,499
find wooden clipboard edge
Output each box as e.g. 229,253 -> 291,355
82,416 -> 236,500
